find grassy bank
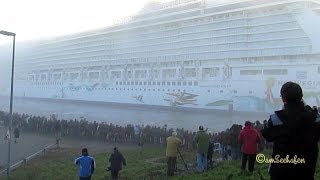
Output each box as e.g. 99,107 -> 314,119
4,146 -> 320,180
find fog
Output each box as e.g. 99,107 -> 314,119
1,0 -> 320,130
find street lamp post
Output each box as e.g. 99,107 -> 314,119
0,30 -> 16,177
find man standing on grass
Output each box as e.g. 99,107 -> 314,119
108,147 -> 126,180
193,126 -> 210,172
74,148 -> 96,180
239,121 -> 261,174
166,131 -> 183,176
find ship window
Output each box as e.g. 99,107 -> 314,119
173,89 -> 175,92
135,82 -> 138,85
116,88 -> 118,90
148,82 -> 151,85
203,68 -> 220,78
162,82 -> 165,85
119,82 -> 122,85
157,82 -> 160,86
167,82 -> 171,86
183,82 -> 187,86
208,90 -> 210,93
177,82 -> 181,86
135,70 -> 147,79
172,82 -> 176,86
220,90 -> 223,93
163,69 -> 176,78
240,70 -> 261,75
119,88 -> 121,90
158,89 -> 160,91
188,82 -> 192,86
178,89 -> 180,92
153,89 -> 155,91
163,89 -> 165,91
131,82 -> 134,85
148,89 -> 150,91
112,88 -> 114,90
127,82 -> 129,85
263,69 -> 287,75
153,82 -> 156,85
249,91 -> 252,94
194,81 -> 198,86
185,68 -> 197,78
89,72 -> 99,80
116,82 -> 118,85
183,90 -> 186,92
168,89 -> 170,91
144,89 -> 146,91
144,82 -> 147,85
139,82 -> 142,85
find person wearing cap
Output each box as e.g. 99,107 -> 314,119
108,147 -> 126,180
261,82 -> 320,180
74,148 -> 96,180
166,131 -> 182,176
238,121 -> 261,174
193,126 -> 210,172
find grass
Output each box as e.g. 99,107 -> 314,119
3,146 -> 320,180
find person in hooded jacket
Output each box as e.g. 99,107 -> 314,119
193,126 -> 210,172
239,121 -> 261,173
261,82 -> 320,180
74,148 -> 95,180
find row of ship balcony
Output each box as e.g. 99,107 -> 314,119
21,31 -> 306,64
17,46 -> 312,68
32,9 -> 295,54
33,17 -> 296,57
22,23 -> 304,61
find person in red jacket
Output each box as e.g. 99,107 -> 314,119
239,121 -> 261,174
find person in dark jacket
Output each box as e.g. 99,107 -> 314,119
108,147 -> 126,180
74,148 -> 95,180
261,82 -> 320,180
230,124 -> 242,160
14,127 -> 20,143
207,140 -> 214,169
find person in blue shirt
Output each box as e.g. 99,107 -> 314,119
74,148 -> 96,180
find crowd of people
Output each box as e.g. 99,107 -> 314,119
0,110 -> 266,153
2,81 -> 320,180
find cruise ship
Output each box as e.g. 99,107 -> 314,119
12,0 -> 320,113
